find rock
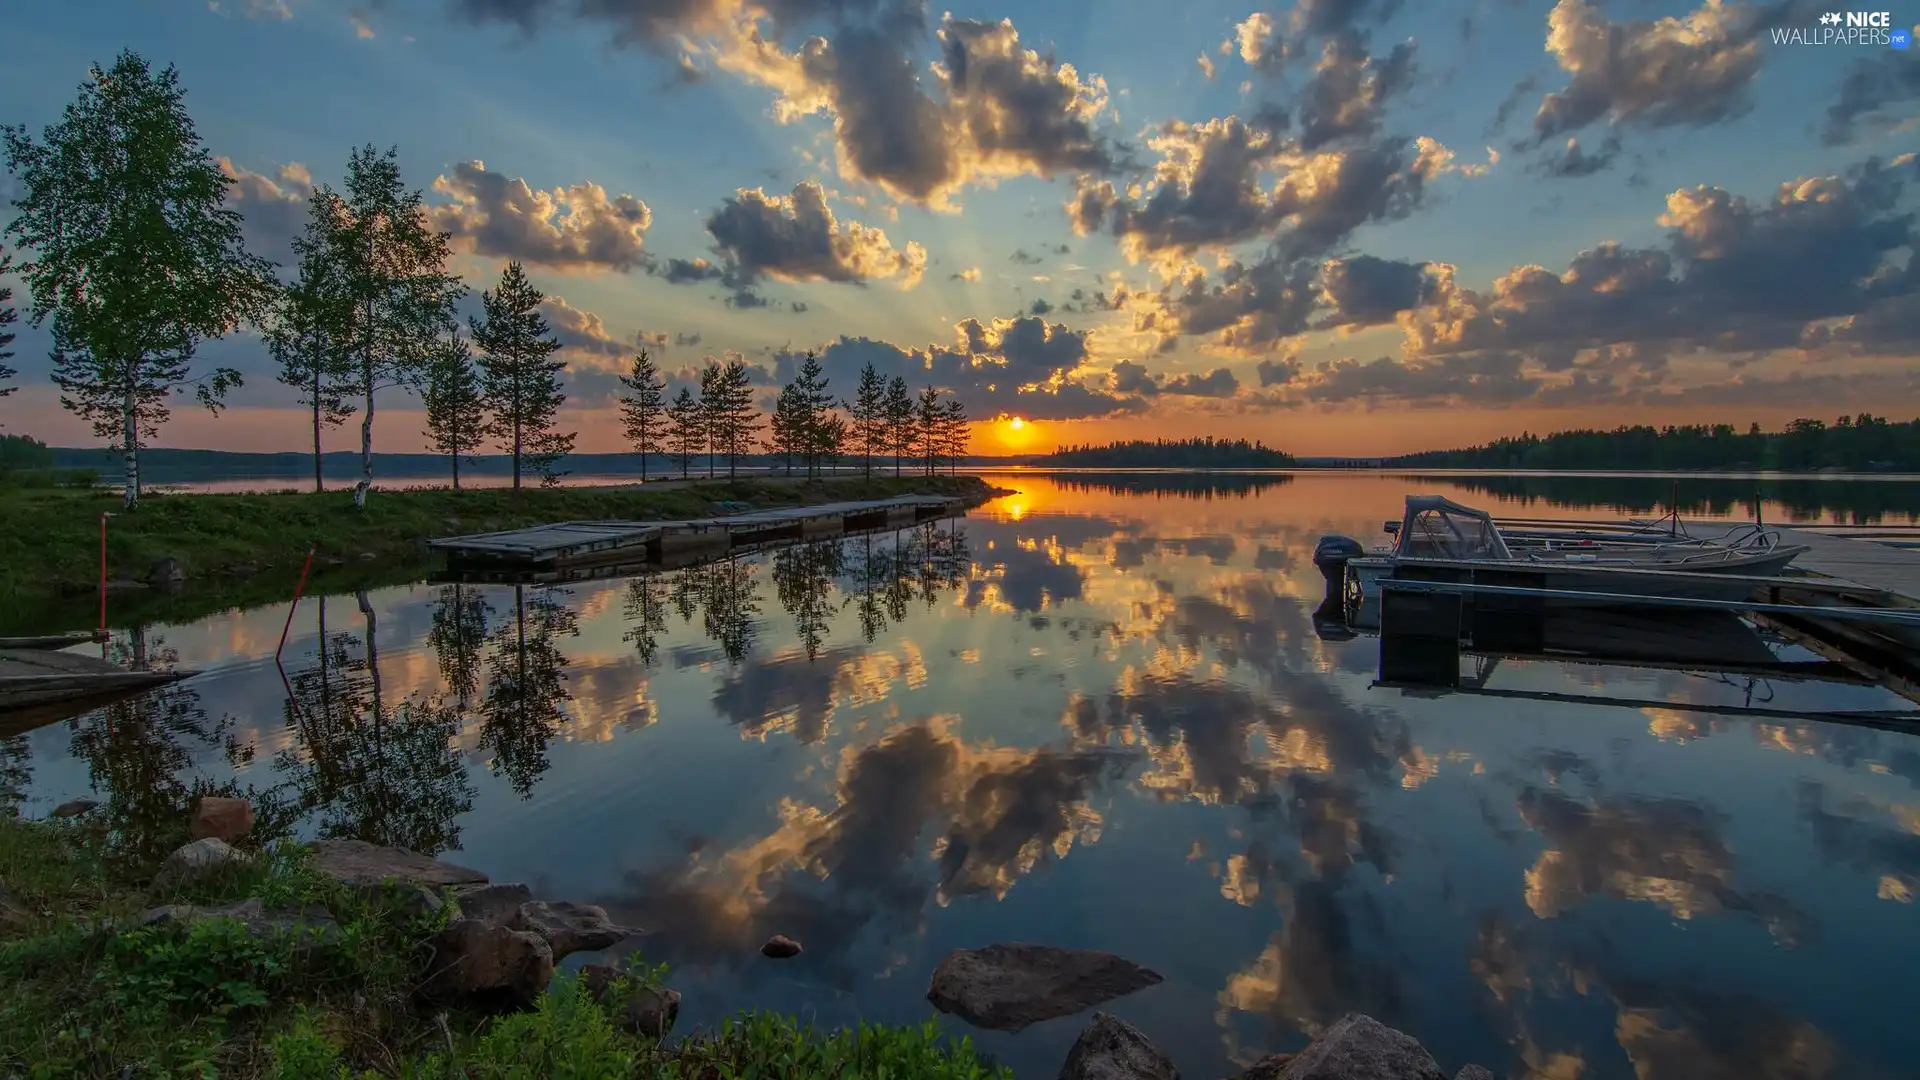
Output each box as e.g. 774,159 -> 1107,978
306,839 -> 487,890
1059,1013 -> 1178,1080
133,897 -> 340,943
380,884 -> 447,920
579,964 -> 680,1039
1454,1068 -> 1497,1080
928,943 -> 1165,1032
1239,1054 -> 1294,1080
1282,1014 -> 1447,1080
0,883 -> 30,931
511,900 -> 631,960
50,798 -> 100,819
358,551 -> 378,562
760,933 -> 803,959
148,558 -> 186,587
425,916 -> 554,1008
188,796 -> 254,844
451,883 -> 533,923
153,837 -> 251,889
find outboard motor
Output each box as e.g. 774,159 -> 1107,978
1313,535 -> 1365,598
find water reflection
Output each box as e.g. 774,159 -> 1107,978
1434,473 -> 1920,525
10,475 -> 1920,1079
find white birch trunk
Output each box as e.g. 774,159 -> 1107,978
121,378 -> 139,510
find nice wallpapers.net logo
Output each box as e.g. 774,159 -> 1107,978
1770,10 -> 1912,46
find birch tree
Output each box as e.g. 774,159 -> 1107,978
329,144 -> 464,509
1,51 -> 274,507
421,326 -> 485,490
663,385 -> 701,479
472,260 -> 574,490
269,189 -> 356,492
616,347 -> 666,481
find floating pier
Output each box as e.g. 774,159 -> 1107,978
0,648 -> 195,716
427,494 -> 969,573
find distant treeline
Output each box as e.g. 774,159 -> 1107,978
1391,417 -> 1920,471
1046,472 -> 1297,500
1036,437 -> 1296,468
1438,474 -> 1920,525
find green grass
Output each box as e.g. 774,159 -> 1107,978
0,473 -> 1005,632
0,814 -> 1011,1079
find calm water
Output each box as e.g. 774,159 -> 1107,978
11,472 -> 1920,1079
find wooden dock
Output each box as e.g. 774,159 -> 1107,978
427,494 -> 968,571
0,648 -> 194,715
1749,524 -> 1920,701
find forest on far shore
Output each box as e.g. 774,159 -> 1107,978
1034,437 -> 1296,468
1387,417 -> 1920,472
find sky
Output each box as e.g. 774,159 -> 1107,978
0,0 -> 1918,457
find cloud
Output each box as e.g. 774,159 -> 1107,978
209,0 -> 292,19
951,267 -> 981,281
1526,0 -> 1774,145
540,294 -> 629,361
776,313 -> 1149,420
428,160 -> 652,273
218,158 -> 314,269
1821,49 -> 1920,146
350,10 -> 376,36
1293,34 -> 1416,151
1227,0 -> 1405,72
1538,135 -> 1621,178
1107,359 -> 1240,397
704,14 -> 1127,208
699,180 -> 926,291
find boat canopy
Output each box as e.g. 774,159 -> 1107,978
1393,495 -> 1512,561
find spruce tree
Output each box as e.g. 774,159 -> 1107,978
2,51 -> 274,507
882,375 -> 913,476
697,362 -> 722,479
270,189 -> 357,492
328,145 -> 465,509
617,347 -> 667,481
845,359 -> 886,479
914,386 -> 942,475
940,396 -> 968,474
713,357 -> 763,479
471,261 -> 574,490
663,386 -> 702,479
789,350 -> 839,478
768,382 -> 804,476
421,327 -> 486,490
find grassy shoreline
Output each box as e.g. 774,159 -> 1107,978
0,813 -> 1009,1079
0,474 -> 1008,630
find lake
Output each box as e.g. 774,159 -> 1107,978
10,471 -> 1920,1079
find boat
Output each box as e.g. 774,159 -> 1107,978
0,648 -> 195,714
1315,496 -> 1809,609
0,630 -> 105,651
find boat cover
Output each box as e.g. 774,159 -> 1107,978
1394,495 -> 1512,560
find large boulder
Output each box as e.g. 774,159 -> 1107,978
1283,1014 -> 1448,1080
307,839 -> 487,890
927,943 -> 1165,1032
510,900 -> 631,960
1059,1013 -> 1178,1080
581,964 -> 681,1039
760,933 -> 802,959
49,798 -> 99,819
189,796 -> 254,844
1238,1054 -> 1294,1080
134,897 -> 340,944
425,916 -> 554,1008
153,837 -> 252,890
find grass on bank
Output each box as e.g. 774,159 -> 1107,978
0,473 -> 1002,619
0,813 -> 1010,1079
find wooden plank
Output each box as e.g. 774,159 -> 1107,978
0,631 -> 101,650
1771,526 -> 1920,608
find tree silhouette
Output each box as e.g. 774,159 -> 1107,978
428,583 -> 492,709
772,540 -> 847,660
622,573 -> 671,667
480,585 -> 577,798
700,557 -> 763,664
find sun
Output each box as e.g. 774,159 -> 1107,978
996,415 -> 1037,450
1008,417 -> 1025,430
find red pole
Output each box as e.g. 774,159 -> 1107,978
277,543 -> 318,660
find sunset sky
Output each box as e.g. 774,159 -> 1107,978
1,0 -> 1918,456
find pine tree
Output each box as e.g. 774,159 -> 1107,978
712,358 -> 763,479
329,145 -> 465,509
471,261 -> 574,490
663,386 -> 702,479
914,386 -> 943,475
616,347 -> 666,481
813,407 -> 848,477
270,189 -> 357,492
2,51 -> 275,507
421,326 -> 486,490
697,362 -> 722,479
768,382 -> 804,476
845,360 -> 886,479
882,375 -> 914,476
789,350 -> 839,479
940,396 -> 968,474
0,245 -> 17,408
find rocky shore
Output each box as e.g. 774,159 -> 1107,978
22,795 -> 1500,1078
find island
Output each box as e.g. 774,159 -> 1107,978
1033,436 -> 1296,469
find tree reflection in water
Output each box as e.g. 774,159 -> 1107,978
479,585 -> 579,798
428,582 -> 491,710
772,538 -> 846,660
67,626 -> 262,858
276,594 -> 476,855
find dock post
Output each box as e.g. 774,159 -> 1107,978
1379,587 -> 1463,688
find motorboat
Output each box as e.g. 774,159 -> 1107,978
1314,496 -> 1809,610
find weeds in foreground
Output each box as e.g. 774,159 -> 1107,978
0,816 -> 1009,1079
